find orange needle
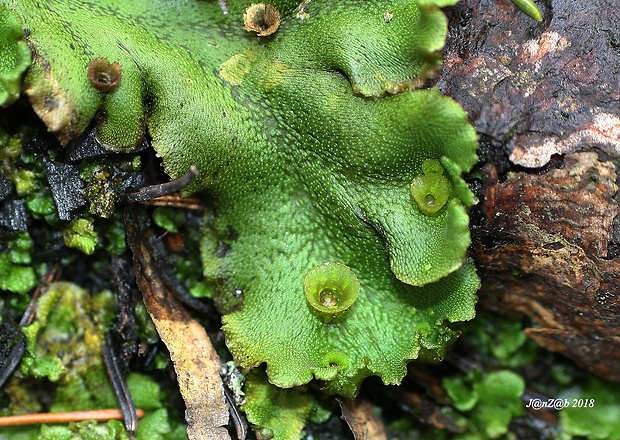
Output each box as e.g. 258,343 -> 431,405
0,408 -> 145,426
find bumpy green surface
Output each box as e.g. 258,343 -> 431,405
0,233 -> 37,294
242,370 -> 315,440
2,0 -> 479,396
20,282 -> 112,381
0,4 -> 30,106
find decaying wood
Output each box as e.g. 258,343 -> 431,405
439,0 -> 620,380
479,152 -> 620,379
403,365 -> 466,432
124,208 -> 230,440
338,397 -> 388,440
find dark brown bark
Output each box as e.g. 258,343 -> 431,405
439,0 -> 620,380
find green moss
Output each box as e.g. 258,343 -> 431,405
242,369 -> 315,440
188,281 -> 213,299
6,232 -> 32,263
443,375 -> 478,412
558,377 -> 620,440
12,169 -> 37,196
25,189 -> 55,216
50,364 -> 117,412
153,207 -> 185,233
457,314 -> 538,369
126,373 -> 163,411
36,426 -> 73,440
0,234 -> 37,294
79,157 -> 144,219
81,167 -> 119,218
474,371 -> 524,438
0,426 -> 40,440
156,212 -> 215,301
0,253 -> 38,293
135,408 -> 176,440
444,370 -> 525,439
38,420 -> 128,440
20,282 -> 110,381
21,322 -> 66,380
307,398 -> 333,425
134,301 -> 159,345
0,5 -> 31,106
3,281 -> 187,439
62,218 -> 98,255
100,217 -> 127,256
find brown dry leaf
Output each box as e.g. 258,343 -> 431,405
338,397 -> 387,440
125,208 -> 230,440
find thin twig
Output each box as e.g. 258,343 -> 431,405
224,387 -> 248,440
123,166 -> 198,203
0,342 -> 25,390
111,255 -> 138,370
20,267 -> 61,327
138,194 -> 206,211
0,409 -> 145,426
102,333 -> 138,433
145,233 -> 218,319
337,396 -> 388,440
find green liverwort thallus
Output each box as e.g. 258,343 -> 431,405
1,0 -> 480,429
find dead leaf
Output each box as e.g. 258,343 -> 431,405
125,208 -> 230,440
338,397 -> 387,440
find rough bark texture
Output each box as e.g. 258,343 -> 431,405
438,0 -> 620,380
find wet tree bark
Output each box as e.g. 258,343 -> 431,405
438,0 -> 620,380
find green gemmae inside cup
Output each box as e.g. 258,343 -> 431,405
304,262 -> 360,319
410,159 -> 452,215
